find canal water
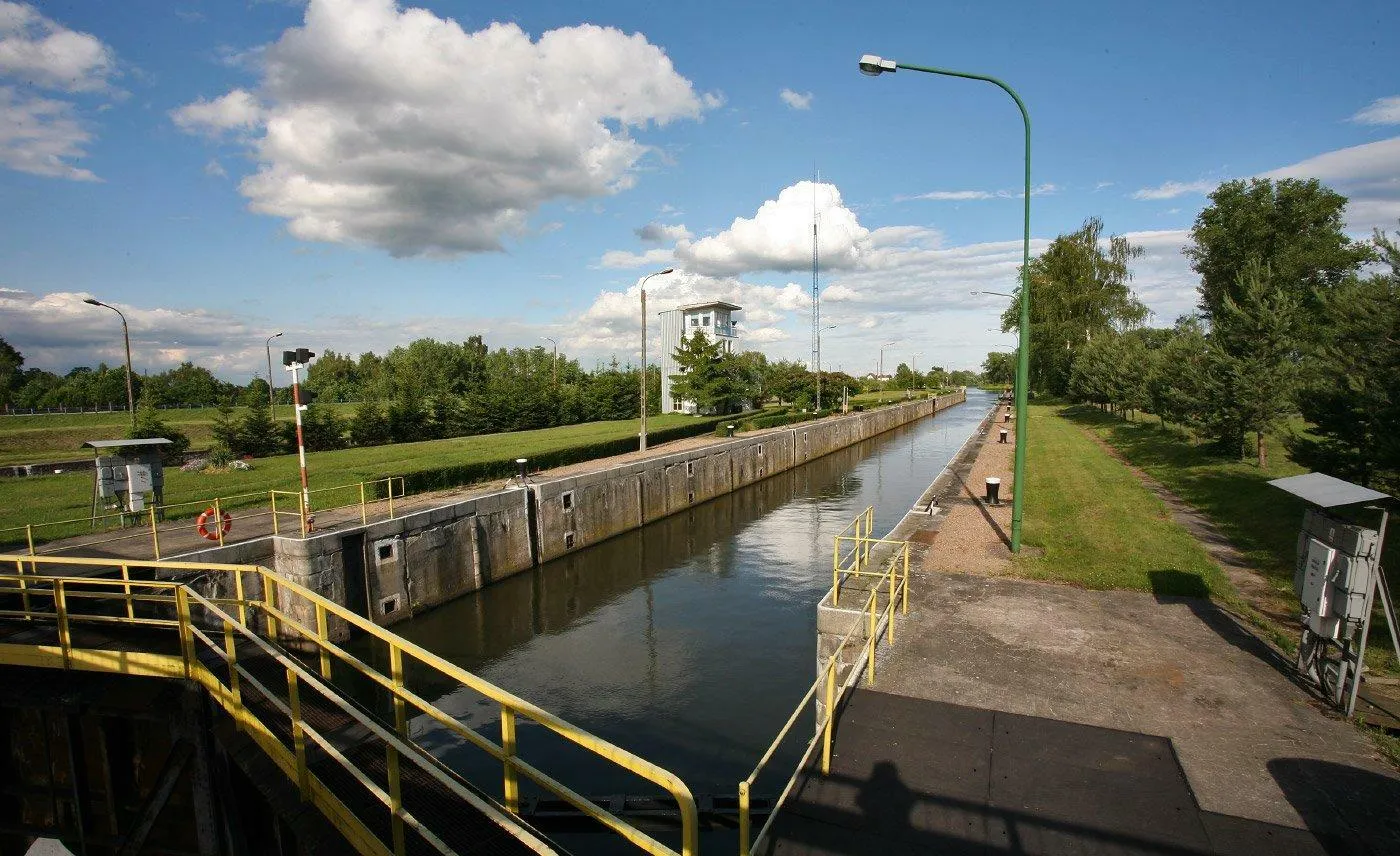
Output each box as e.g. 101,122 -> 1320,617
391,390 -> 992,847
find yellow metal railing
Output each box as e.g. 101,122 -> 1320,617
0,554 -> 699,856
2,476 -> 407,559
737,513 -> 911,856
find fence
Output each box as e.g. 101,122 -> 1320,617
0,553 -> 699,856
736,510 -> 911,855
1,476 -> 406,559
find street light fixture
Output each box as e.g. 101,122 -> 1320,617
879,340 -> 897,401
265,332 -> 283,413
541,336 -> 558,385
83,298 -> 136,427
638,267 -> 675,452
972,290 -> 1014,298
816,323 -> 837,411
862,53 -> 1032,553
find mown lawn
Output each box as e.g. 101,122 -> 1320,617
0,412 -> 707,544
1014,404 -> 1233,598
0,403 -> 363,466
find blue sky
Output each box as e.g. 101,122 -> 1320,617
2,0 -> 1397,380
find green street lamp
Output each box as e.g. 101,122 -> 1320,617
861,54 -> 1032,553
83,298 -> 136,428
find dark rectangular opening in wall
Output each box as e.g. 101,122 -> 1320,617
341,532 -> 369,622
686,461 -> 694,477
688,491 -> 695,504
377,542 -> 394,562
757,444 -> 764,455
562,491 -> 574,511
565,531 -> 576,549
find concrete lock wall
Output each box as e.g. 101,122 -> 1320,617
174,391 -> 964,641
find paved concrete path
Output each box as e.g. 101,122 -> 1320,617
864,403 -> 1400,853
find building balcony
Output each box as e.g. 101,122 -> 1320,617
713,322 -> 738,338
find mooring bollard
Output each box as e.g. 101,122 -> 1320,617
985,477 -> 1002,506
999,428 -> 1009,444
516,457 -> 528,483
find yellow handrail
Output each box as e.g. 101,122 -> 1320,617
0,553 -> 699,856
739,529 -> 911,856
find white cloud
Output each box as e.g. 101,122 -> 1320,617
0,86 -> 96,179
821,284 -> 859,302
904,183 -> 1057,202
1351,96 -> 1400,126
1131,179 -> 1217,200
746,326 -> 789,343
1264,135 -> 1400,233
203,158 -> 227,178
0,2 -> 114,92
677,181 -> 868,275
598,247 -> 673,269
170,89 -> 264,137
173,0 -> 716,257
635,221 -> 691,242
779,88 -> 811,110
0,3 -> 116,180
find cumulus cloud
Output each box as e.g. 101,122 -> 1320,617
1264,135 -> 1400,233
0,2 -> 114,92
1131,179 -> 1217,200
598,247 -> 673,269
0,3 -> 116,180
170,89 -> 264,137
1351,96 -> 1400,126
676,181 -> 868,275
779,88 -> 811,110
173,0 -> 716,257
635,221 -> 691,242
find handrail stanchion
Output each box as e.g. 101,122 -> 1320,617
120,562 -> 134,620
214,497 -> 225,546
359,482 -> 367,526
738,780 -> 751,856
832,537 -> 841,607
298,494 -> 307,537
56,579 -> 70,668
176,586 -> 195,677
25,524 -> 35,570
149,506 -> 161,559
387,742 -> 406,856
388,479 -> 396,520
265,575 -> 280,639
234,570 -> 248,628
867,592 -> 876,685
288,669 -> 310,800
315,603 -> 331,679
271,490 -> 280,535
888,566 -> 896,644
388,641 -> 408,854
902,544 -> 910,614
822,657 -> 836,775
14,558 -> 31,618
501,707 -> 520,814
223,620 -> 242,725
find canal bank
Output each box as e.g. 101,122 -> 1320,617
177,391 -> 965,640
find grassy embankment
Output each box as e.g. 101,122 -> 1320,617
0,404 -> 362,467
0,412 -> 710,545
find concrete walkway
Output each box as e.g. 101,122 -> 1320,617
866,404 -> 1400,853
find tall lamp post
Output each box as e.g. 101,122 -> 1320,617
638,267 -> 674,452
542,337 -> 558,385
83,298 -> 136,427
265,332 -> 283,414
878,340 -> 897,401
862,54 -> 1032,552
817,323 -> 837,410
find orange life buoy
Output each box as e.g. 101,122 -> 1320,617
196,507 -> 232,540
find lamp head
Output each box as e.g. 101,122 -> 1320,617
859,55 -> 896,76
83,298 -> 102,306
657,268 -> 675,275
273,331 -> 283,338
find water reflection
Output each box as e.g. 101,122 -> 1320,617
395,392 -> 992,796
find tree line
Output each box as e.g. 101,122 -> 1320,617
983,178 -> 1399,493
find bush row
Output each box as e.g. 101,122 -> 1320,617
369,410 -> 761,498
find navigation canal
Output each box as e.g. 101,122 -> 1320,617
392,390 -> 991,843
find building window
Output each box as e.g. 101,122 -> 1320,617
690,317 -> 699,327
702,315 -> 711,326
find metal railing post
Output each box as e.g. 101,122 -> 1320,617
501,707 -> 520,814
738,780 -> 751,856
14,558 -> 31,618
867,593 -> 876,685
234,570 -> 248,628
56,579 -> 71,668
316,603 -> 332,679
149,506 -> 161,559
887,567 -> 896,644
287,670 -> 310,800
298,493 -> 307,537
359,482 -> 367,525
176,586 -> 195,677
387,479 -> 396,520
214,496 -> 225,546
223,620 -> 242,725
25,524 -> 35,569
265,575 -> 280,639
389,644 -> 407,736
120,562 -> 134,620
270,490 -> 279,535
387,742 -> 406,856
388,642 -> 407,856
822,658 -> 836,775
902,544 -> 910,615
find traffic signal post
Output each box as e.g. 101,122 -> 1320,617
283,348 -> 316,533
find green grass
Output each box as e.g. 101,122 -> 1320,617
0,412 -> 707,544
1014,404 -> 1233,598
0,404 -> 360,466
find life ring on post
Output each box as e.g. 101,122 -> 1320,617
196,507 -> 232,540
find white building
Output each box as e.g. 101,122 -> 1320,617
658,301 -> 741,414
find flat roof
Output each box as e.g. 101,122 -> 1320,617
1267,472 -> 1390,508
677,301 -> 741,312
84,438 -> 173,449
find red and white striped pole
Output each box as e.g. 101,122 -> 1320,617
288,361 -> 311,532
